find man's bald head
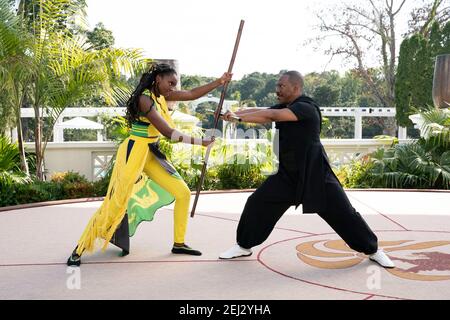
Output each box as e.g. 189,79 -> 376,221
276,71 -> 304,104
283,71 -> 304,90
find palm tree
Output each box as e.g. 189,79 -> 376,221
34,34 -> 148,179
1,0 -> 149,180
0,0 -> 34,175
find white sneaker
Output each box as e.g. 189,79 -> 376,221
219,244 -> 252,259
369,250 -> 396,268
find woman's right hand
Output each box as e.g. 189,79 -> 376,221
201,136 -> 215,147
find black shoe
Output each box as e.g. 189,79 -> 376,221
67,253 -> 81,266
67,247 -> 82,266
171,244 -> 202,256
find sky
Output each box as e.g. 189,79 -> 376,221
85,0 -> 422,79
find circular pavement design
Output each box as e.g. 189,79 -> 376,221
258,230 -> 450,300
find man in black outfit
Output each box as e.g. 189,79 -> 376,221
219,71 -> 394,268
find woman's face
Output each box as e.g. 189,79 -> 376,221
156,73 -> 178,96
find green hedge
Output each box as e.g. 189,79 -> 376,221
0,171 -> 109,207
0,163 -> 268,207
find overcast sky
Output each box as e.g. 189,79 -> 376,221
86,0 -> 421,79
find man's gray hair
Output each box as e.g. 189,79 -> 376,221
283,71 -> 304,89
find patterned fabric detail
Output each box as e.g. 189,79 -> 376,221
130,122 -> 159,138
127,176 -> 175,237
149,142 -> 182,179
126,139 -> 135,164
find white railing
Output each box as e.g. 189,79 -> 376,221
18,106 -> 409,141
24,139 -> 409,181
321,139 -> 403,166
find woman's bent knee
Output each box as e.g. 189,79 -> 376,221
175,186 -> 191,202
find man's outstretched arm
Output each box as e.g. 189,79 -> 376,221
224,108 -> 298,124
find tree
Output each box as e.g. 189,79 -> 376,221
181,74 -> 223,98
31,37 -> 147,179
303,70 -> 381,108
313,0 -> 408,109
0,0 -> 34,174
236,73 -> 266,101
406,0 -> 450,38
227,72 -> 281,107
395,20 -> 450,126
0,0 -> 149,180
339,70 -> 367,107
194,102 -> 219,130
15,0 -> 87,35
86,22 -> 114,50
322,117 -> 355,139
181,74 -> 203,90
0,92 -> 16,136
313,84 -> 340,107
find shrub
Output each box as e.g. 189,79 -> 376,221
176,165 -> 220,191
0,171 -> 108,207
216,162 -> 266,189
92,175 -> 110,197
0,180 -> 64,207
50,171 -> 88,184
334,157 -> 375,188
62,182 -> 95,199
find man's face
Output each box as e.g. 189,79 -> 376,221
276,75 -> 299,104
156,73 -> 178,96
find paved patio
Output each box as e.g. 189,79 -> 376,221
0,190 -> 449,300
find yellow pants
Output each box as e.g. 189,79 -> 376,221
143,151 -> 191,244
76,136 -> 191,255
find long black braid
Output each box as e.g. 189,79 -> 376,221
125,63 -> 177,127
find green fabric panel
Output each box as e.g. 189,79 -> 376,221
127,178 -> 175,237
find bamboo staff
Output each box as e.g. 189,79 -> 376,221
191,20 -> 245,218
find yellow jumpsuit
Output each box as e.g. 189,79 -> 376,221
76,94 -> 191,255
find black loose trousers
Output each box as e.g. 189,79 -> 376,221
235,96 -> 378,255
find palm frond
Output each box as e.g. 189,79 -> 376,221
0,0 -> 23,57
34,0 -> 86,35
0,135 -> 31,187
438,151 -> 450,189
420,109 -> 450,149
421,108 -> 449,126
0,170 -> 31,188
0,136 -> 20,171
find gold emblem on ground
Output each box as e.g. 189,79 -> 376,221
296,240 -> 450,281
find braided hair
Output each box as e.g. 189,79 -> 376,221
125,63 -> 177,127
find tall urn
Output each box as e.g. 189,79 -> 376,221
432,54 -> 450,109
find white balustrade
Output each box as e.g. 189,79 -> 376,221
23,139 -> 407,181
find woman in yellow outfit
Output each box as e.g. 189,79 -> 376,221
67,63 -> 232,266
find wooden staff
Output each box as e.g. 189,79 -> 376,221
191,20 -> 245,218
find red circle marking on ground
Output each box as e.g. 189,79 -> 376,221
256,230 -> 450,301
